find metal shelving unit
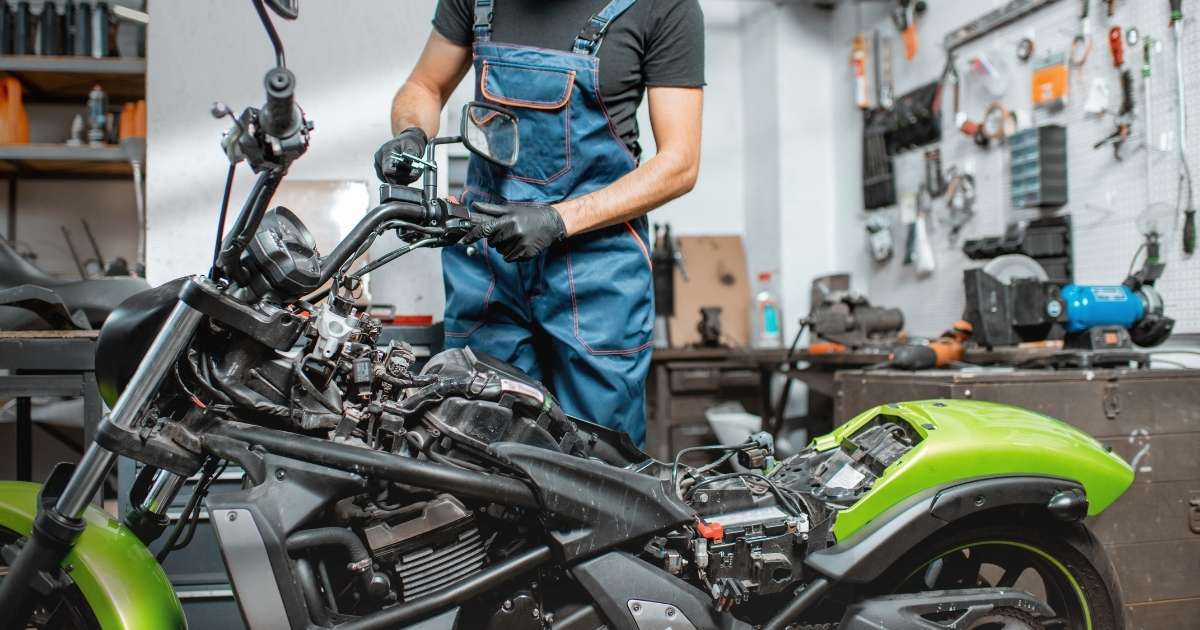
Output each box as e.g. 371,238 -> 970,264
0,55 -> 146,243
0,143 -> 134,179
0,55 -> 146,103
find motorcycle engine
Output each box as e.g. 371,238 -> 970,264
357,494 -> 489,602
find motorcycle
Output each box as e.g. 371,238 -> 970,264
0,2 -> 1134,629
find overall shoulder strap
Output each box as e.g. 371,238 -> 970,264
572,0 -> 638,55
473,0 -> 494,42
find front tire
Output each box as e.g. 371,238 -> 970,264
870,515 -> 1124,630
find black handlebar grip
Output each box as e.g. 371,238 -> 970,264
260,67 -> 300,139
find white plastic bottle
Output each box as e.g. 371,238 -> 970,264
752,272 -> 783,348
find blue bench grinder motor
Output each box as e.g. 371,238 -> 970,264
963,249 -> 1174,350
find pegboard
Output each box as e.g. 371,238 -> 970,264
846,0 -> 1200,336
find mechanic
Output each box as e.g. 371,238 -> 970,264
377,0 -> 705,444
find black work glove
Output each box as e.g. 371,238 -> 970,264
463,202 -> 567,262
373,127 -> 428,185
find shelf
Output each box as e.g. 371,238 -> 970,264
0,144 -> 134,179
0,55 -> 146,103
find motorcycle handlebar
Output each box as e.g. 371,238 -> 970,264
317,200 -> 436,287
259,67 -> 299,138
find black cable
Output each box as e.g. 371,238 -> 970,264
1151,358 -> 1188,368
295,356 -> 342,414
686,472 -> 804,517
671,442 -> 752,500
1146,349 -> 1200,357
182,351 -> 232,406
251,0 -> 287,68
1125,241 -> 1148,279
156,459 -> 225,563
209,163 -> 237,280
770,322 -> 809,435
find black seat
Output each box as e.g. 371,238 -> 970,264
0,239 -> 150,330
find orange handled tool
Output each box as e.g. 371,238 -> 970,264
1109,26 -> 1124,67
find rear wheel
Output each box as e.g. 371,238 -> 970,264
872,517 -> 1123,630
0,528 -> 100,630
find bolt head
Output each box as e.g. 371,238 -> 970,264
666,607 -> 676,617
631,602 -> 642,613
502,599 -> 513,611
275,469 -> 286,480
227,511 -> 238,521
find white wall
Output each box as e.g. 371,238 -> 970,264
638,0 -> 746,238
146,1 -> 441,308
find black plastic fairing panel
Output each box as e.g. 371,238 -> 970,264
489,443 -> 695,561
205,453 -> 367,630
95,277 -> 188,407
804,476 -> 1084,584
570,551 -> 751,630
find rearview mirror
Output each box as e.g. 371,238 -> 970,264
460,102 -> 519,168
263,0 -> 299,19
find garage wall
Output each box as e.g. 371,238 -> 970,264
830,1 -> 1200,336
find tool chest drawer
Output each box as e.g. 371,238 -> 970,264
834,368 -> 1200,628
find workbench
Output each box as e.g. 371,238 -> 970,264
833,367 -> 1200,627
0,330 -> 103,482
644,347 -> 785,461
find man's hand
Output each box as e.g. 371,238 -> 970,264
374,127 -> 429,185
464,202 -> 567,262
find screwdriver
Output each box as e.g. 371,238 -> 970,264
1169,0 -> 1195,254
1109,26 -> 1123,67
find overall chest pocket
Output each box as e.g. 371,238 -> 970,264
480,60 -> 575,184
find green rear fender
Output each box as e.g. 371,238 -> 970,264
0,482 -> 186,630
825,400 -> 1135,540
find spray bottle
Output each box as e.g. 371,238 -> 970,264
753,272 -> 783,348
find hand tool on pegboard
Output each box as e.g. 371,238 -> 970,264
1093,25 -> 1134,158
1168,0 -> 1196,254
892,0 -> 926,61
852,33 -> 870,110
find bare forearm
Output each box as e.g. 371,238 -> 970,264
390,80 -> 444,139
389,32 -> 472,139
556,150 -> 698,236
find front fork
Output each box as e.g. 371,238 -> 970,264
0,300 -> 204,627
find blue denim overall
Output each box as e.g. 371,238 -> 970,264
442,0 -> 653,444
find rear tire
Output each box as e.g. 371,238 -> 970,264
0,528 -> 101,630
869,515 -> 1123,630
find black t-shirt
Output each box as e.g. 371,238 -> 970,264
433,0 -> 705,159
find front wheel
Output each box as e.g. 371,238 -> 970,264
0,528 -> 100,630
871,516 -> 1124,630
